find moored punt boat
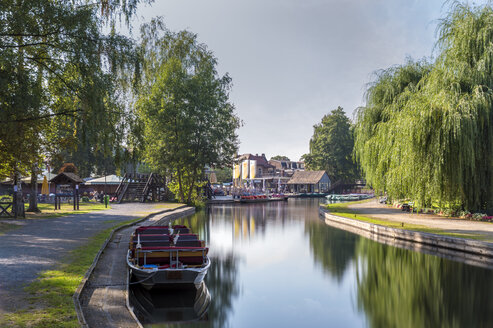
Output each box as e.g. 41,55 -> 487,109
239,195 -> 271,203
269,194 -> 289,202
326,193 -> 374,201
127,225 -> 210,290
238,194 -> 289,203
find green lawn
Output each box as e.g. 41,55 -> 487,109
153,203 -> 185,210
24,202 -> 110,219
324,201 -> 493,242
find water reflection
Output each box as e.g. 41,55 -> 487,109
355,238 -> 493,328
130,282 -> 211,324
133,199 -> 493,327
305,219 -> 357,281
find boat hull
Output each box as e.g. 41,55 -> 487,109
239,198 -> 270,203
128,251 -> 211,290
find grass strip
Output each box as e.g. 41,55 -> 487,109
153,203 -> 184,210
325,202 -> 493,242
24,202 -> 110,220
0,217 -> 142,328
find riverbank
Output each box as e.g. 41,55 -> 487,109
320,200 -> 493,262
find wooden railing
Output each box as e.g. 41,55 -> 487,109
0,201 -> 13,217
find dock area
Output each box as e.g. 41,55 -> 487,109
77,206 -> 196,328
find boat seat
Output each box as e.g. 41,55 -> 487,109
174,240 -> 202,247
132,234 -> 170,242
136,228 -> 170,235
136,240 -> 172,248
173,228 -> 191,234
172,234 -> 198,241
136,247 -> 208,266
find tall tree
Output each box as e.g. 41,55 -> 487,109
136,21 -> 240,204
0,0 -> 141,181
270,155 -> 290,161
354,2 -> 493,211
303,107 -> 358,182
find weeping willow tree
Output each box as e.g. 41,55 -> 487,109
354,2 -> 493,211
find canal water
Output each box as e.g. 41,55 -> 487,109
131,198 -> 493,327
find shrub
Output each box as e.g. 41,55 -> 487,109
472,213 -> 487,221
81,196 -> 90,202
458,210 -> 471,218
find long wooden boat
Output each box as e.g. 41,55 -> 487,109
238,194 -> 289,203
127,225 -> 211,290
269,194 -> 289,202
239,195 -> 270,203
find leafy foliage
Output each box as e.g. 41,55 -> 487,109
136,21 -> 240,203
303,107 -> 358,182
354,3 -> 493,211
214,167 -> 233,183
0,1 -> 144,180
270,155 -> 290,161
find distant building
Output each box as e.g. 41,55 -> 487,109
84,175 -> 123,195
237,153 -> 275,178
234,153 -> 292,192
287,170 -> 331,193
268,159 -> 305,177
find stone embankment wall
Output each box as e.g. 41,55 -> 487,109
319,207 -> 493,267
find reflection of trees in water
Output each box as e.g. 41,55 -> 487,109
202,251 -> 240,328
149,252 -> 239,328
356,239 -> 493,328
305,219 -> 357,281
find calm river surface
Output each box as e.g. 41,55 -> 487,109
133,198 -> 493,328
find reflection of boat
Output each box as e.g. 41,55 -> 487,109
238,194 -> 289,203
130,281 -> 211,324
296,192 -> 327,198
127,225 -> 211,290
239,195 -> 270,203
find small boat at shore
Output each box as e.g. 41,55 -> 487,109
127,225 -> 210,290
326,193 -> 374,201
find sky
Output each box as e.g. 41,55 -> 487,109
127,0 -> 486,161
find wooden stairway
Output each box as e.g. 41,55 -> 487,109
115,173 -> 167,203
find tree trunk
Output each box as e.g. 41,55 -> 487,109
27,164 -> 40,213
186,173 -> 197,205
177,167 -> 185,203
13,170 -> 25,218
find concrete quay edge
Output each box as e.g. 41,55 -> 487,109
319,207 -> 493,258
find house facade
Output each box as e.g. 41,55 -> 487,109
268,159 -> 305,177
287,170 -> 331,193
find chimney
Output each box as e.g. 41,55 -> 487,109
261,153 -> 265,158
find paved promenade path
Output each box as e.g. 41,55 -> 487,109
349,199 -> 493,241
0,203 -> 167,315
